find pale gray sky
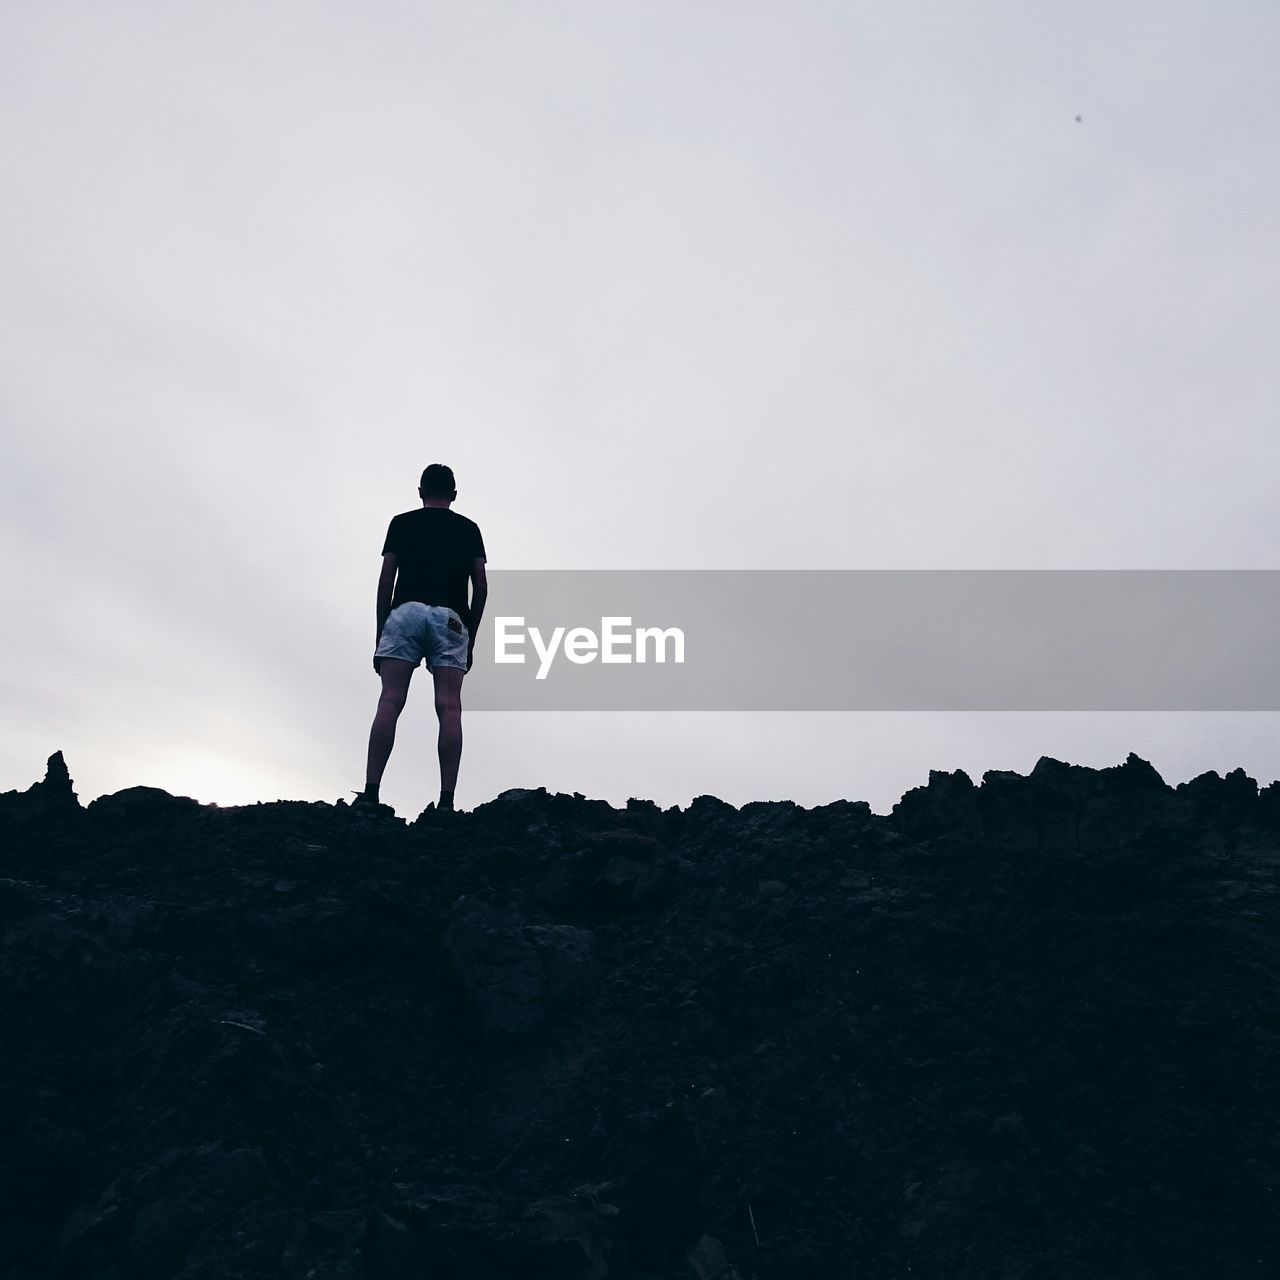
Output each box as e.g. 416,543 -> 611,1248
3,1 -> 1279,815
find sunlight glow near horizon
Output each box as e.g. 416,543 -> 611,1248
134,752 -> 281,810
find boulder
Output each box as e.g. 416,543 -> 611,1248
87,787 -> 203,821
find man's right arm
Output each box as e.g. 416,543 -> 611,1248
376,554 -> 397,641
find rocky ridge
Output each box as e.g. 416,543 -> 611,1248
1,751 -> 1278,1278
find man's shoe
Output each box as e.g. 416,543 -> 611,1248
349,791 -> 396,817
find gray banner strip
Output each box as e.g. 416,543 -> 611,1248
456,570 -> 1280,710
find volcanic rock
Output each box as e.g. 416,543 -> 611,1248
2,751 -> 1279,1278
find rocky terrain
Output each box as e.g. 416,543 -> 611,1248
1,750 -> 1278,1279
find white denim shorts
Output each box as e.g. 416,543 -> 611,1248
375,602 -> 469,670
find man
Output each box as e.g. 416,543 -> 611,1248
353,464 -> 488,813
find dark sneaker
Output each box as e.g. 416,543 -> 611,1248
348,791 -> 396,817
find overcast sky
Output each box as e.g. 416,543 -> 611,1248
3,1 -> 1279,816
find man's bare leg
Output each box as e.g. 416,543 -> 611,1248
365,658 -> 416,790
431,665 -> 465,804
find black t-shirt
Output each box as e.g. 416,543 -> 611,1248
382,508 -> 486,622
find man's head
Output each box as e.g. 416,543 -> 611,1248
419,463 -> 457,505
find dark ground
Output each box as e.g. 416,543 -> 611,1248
1,750 -> 1278,1279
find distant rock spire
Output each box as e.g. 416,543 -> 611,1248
0,750 -> 81,823
43,750 -> 79,808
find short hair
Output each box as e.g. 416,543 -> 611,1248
419,464 -> 456,497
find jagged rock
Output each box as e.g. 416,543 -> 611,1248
0,749 -> 80,825
493,786 -> 547,805
889,768 -> 983,840
978,766 -> 1085,850
1177,767 -> 1259,819
1107,751 -> 1170,792
679,794 -> 739,842
41,750 -> 79,810
623,796 -> 666,838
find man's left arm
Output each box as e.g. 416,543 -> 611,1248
465,556 -> 487,672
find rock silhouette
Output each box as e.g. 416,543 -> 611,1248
2,751 -> 1278,1278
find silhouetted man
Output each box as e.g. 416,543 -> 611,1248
354,464 -> 487,813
